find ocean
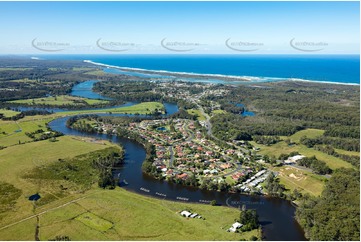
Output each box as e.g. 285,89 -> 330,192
36,54 -> 360,84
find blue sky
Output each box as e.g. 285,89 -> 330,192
0,1 -> 359,54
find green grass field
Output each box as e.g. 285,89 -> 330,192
0,135 -> 118,226
0,68 -> 33,71
84,70 -> 108,76
75,212 -> 113,232
0,117 -> 54,147
64,102 -> 165,115
251,129 -> 353,170
72,67 -> 94,72
186,109 -> 206,121
0,122 -> 260,240
252,129 -> 355,196
211,109 -> 227,115
0,109 -> 20,118
0,102 -> 164,148
270,165 -> 326,196
334,148 -> 360,157
9,95 -> 108,106
289,129 -> 325,143
0,187 -> 260,241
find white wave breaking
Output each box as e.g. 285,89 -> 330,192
84,60 -> 359,86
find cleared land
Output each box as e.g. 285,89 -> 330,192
0,135 -> 118,227
0,109 -> 20,118
212,109 -> 227,115
251,129 -> 353,170
64,102 -> 165,115
9,95 -> 108,106
253,129 -> 355,196
0,68 -> 33,71
84,70 -> 108,76
0,120 -> 259,240
186,109 -> 206,121
0,188 -> 259,241
289,129 -> 325,143
334,148 -> 360,157
271,165 -> 326,196
0,117 -> 54,147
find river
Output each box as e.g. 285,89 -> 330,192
39,80 -> 305,240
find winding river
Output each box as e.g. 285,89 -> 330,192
43,81 -> 305,240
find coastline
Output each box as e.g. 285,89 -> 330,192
84,59 -> 360,86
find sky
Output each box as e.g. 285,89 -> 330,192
0,1 -> 359,54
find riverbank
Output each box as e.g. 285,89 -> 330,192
0,117 -> 261,241
48,115 -> 306,241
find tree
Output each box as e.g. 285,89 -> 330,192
296,168 -> 360,241
239,209 -> 259,231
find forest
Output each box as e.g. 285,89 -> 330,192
296,168 -> 359,240
209,82 -> 360,167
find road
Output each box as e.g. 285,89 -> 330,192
168,145 -> 174,167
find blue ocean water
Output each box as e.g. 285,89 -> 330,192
39,55 -> 359,84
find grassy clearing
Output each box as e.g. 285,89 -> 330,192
0,182 -> 22,214
0,112 -> 260,240
0,135 -> 118,225
187,109 -> 206,121
0,68 -> 32,71
0,188 -> 260,241
9,95 -> 108,106
84,70 -> 108,76
212,109 -> 227,115
252,129 -> 353,170
0,102 -> 163,148
0,217 -> 37,240
72,67 -> 94,72
289,129 -> 325,143
64,102 -> 165,115
270,165 -> 326,196
0,117 -> 54,147
0,109 -> 20,118
334,148 -> 360,157
4,78 -> 37,83
0,135 -> 260,241
0,136 -> 117,188
75,212 -> 113,232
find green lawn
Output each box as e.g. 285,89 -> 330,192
187,109 -> 206,121
0,109 -> 20,118
9,95 -> 108,106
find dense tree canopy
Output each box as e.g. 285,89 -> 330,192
296,168 -> 360,241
